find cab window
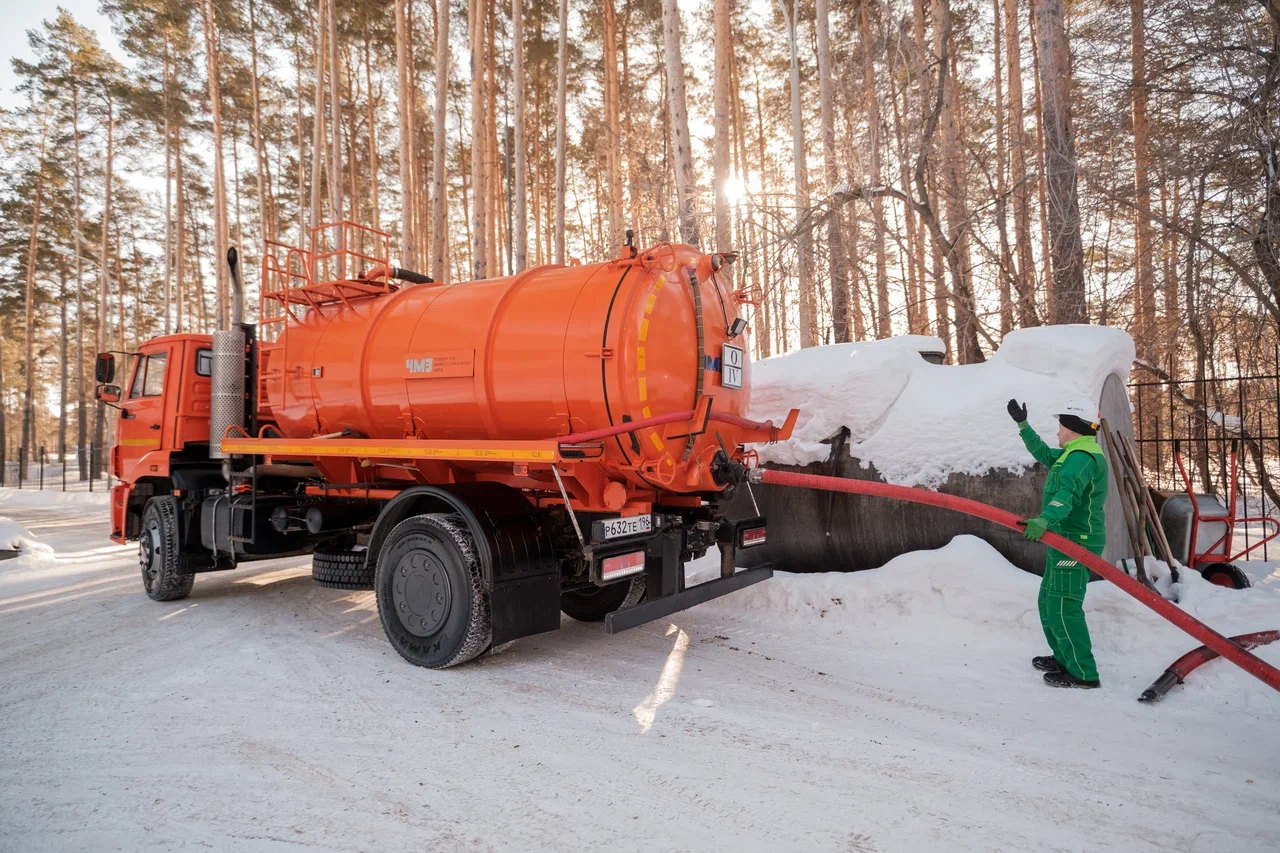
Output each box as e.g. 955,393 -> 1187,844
129,353 -> 169,398
196,349 -> 213,377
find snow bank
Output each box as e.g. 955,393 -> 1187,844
0,517 -> 54,569
749,325 -> 1135,488
694,535 -> 1034,641
694,534 -> 1280,700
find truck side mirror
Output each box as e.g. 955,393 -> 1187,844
95,384 -> 121,404
95,352 -> 115,383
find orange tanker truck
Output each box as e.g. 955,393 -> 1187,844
94,222 -> 797,668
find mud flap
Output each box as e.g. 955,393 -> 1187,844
490,574 -> 562,646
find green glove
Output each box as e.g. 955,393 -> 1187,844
1022,517 -> 1049,541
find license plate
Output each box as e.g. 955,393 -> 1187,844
721,343 -> 744,389
600,515 -> 653,540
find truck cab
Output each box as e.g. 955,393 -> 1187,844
97,334 -> 215,543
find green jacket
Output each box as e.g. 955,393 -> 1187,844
1019,422 -> 1109,552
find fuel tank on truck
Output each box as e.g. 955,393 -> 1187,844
264,243 -> 754,494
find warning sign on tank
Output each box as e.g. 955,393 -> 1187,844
721,343 -> 743,389
404,349 -> 475,378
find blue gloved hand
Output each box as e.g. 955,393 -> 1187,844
1021,517 -> 1049,541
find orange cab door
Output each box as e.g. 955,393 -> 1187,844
116,344 -> 176,480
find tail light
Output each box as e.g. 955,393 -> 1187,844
739,525 -> 767,548
601,550 -> 646,582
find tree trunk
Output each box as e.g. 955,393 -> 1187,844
554,0 -> 569,263
327,0 -> 343,257
175,134 -> 186,333
71,85 -> 87,478
432,0 -> 450,281
1130,0 -> 1155,344
248,0 -> 274,247
1004,0 -> 1037,325
396,0 -> 416,265
712,0 -> 733,268
993,0 -> 1013,336
163,42 -> 173,335
470,0 -> 488,278
604,0 -> 624,253
59,265 -> 68,464
661,0 -> 701,247
22,113 -> 49,460
622,1 -> 640,248
201,0 -> 230,324
94,97 -> 115,476
860,0 -> 890,339
485,3 -> 499,276
363,33 -> 380,233
889,45 -> 924,334
513,0 -> 528,270
1033,0 -> 1086,322
294,33 -> 307,247
932,0 -> 982,361
1029,4 -> 1053,318
782,0 -> 815,346
816,0 -> 848,342
310,1 -> 326,252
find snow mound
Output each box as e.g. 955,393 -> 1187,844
0,517 -> 54,568
694,534 -> 1280,700
749,325 -> 1135,487
697,535 -> 1035,640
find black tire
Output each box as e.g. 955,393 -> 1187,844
1199,562 -> 1252,590
560,576 -> 646,622
375,514 -> 491,668
139,496 -> 194,602
312,548 -> 374,590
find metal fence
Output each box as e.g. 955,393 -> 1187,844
1129,349 -> 1280,563
0,445 -> 115,492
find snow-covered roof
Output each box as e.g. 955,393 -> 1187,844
748,324 -> 1136,488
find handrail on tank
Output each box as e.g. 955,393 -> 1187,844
310,220 -> 392,284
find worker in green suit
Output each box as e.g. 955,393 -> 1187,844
1007,397 -> 1109,689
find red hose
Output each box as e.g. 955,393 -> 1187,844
1165,629 -> 1279,683
754,468 -> 1280,695
1140,630 -> 1279,702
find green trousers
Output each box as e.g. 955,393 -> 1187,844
1038,547 -> 1100,682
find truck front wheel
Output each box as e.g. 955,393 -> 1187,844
139,497 -> 195,602
375,514 -> 491,668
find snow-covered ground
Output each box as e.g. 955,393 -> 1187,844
1,488 -> 1278,852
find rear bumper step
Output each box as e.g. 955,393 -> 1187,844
603,566 -> 773,634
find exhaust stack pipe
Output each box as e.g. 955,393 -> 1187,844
210,247 -> 246,462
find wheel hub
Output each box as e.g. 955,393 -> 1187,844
140,521 -> 162,591
392,549 -> 452,638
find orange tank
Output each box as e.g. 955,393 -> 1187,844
262,242 -> 763,498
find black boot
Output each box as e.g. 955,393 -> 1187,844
1044,670 -> 1100,689
1032,655 -> 1063,673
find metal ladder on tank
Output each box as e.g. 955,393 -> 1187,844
257,222 -> 398,426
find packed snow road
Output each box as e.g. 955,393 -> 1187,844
1,491 -> 1277,852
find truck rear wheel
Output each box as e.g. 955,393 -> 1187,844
312,548 -> 374,590
375,514 -> 491,668
560,576 -> 646,622
139,497 -> 194,602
